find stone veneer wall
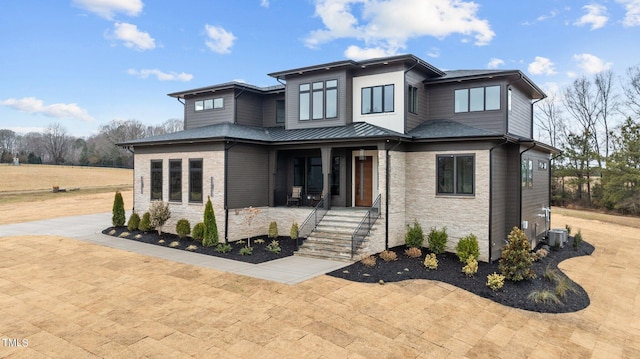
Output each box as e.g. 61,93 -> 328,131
226,207 -> 312,242
405,150 -> 491,262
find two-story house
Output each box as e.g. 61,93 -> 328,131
121,54 -> 557,262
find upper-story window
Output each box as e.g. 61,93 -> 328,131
454,85 -> 500,113
362,84 -> 394,114
408,85 -> 418,114
275,100 -> 285,124
299,80 -> 338,121
195,97 -> 224,111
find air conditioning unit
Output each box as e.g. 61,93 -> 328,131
548,229 -> 568,248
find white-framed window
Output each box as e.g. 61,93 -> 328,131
454,85 -> 501,113
362,84 -> 394,114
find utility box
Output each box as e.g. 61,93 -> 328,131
548,229 -> 568,248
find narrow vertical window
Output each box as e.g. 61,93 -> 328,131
456,156 -> 474,194
150,160 -> 163,200
508,87 -> 512,111
299,83 -> 310,120
408,85 -> 418,114
361,87 -> 372,114
383,84 -> 394,112
469,87 -> 484,111
372,86 -> 383,112
312,81 -> 324,120
189,159 -> 203,203
169,159 -> 182,202
437,156 -> 454,194
325,80 -> 338,118
485,85 -> 500,110
521,159 -> 528,188
528,159 -> 534,188
275,100 -> 285,124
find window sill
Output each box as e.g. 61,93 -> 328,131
435,194 -> 475,198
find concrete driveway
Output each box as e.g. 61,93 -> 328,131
0,213 -> 638,358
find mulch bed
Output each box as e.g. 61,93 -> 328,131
328,237 -> 595,313
102,227 -> 301,264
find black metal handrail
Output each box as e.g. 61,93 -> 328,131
297,192 -> 331,247
351,194 -> 382,259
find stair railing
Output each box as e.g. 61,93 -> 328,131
351,194 -> 382,259
297,192 -> 331,247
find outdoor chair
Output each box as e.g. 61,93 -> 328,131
287,186 -> 302,206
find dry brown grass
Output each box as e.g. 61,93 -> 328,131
552,206 -> 640,230
0,164 -> 132,192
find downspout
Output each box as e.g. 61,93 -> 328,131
234,87 -> 247,125
548,152 -> 563,233
519,142 -> 537,232
385,138 -> 402,250
403,59 -> 420,131
224,140 -> 238,243
488,139 -> 509,263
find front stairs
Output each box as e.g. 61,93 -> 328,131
295,208 -> 375,262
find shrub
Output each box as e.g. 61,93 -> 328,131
536,248 -> 548,259
499,227 -> 535,282
127,212 -> 140,231
255,238 -> 265,244
215,243 -> 232,253
555,277 -> 577,299
239,246 -> 253,256
360,255 -> 376,267
462,257 -> 478,277
203,196 -> 219,247
423,253 -> 438,270
290,222 -> 299,240
427,227 -> 448,254
112,191 -> 126,227
486,273 -> 505,291
543,266 -> 561,282
455,233 -> 479,262
268,221 -> 278,238
266,240 -> 281,253
176,219 -> 191,239
405,220 -> 424,248
192,222 -> 205,242
573,230 -> 583,250
379,250 -> 398,262
404,246 -> 422,258
565,224 -> 572,235
139,212 -> 152,232
527,290 -> 561,305
149,201 -> 171,235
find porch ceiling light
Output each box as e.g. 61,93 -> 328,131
359,149 -> 366,160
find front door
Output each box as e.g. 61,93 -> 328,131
355,156 -> 373,207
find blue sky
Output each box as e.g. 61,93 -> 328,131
1,0 -> 639,137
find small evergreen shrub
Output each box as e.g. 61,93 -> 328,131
405,220 -> 424,248
573,230 -> 583,250
239,246 -> 253,256
486,273 -> 505,291
427,227 -> 448,254
139,212 -> 152,232
404,246 -> 422,258
455,233 -> 479,262
268,221 -> 278,238
290,222 -> 299,240
423,253 -> 438,270
149,201 -> 171,235
112,191 -> 126,227
176,219 -> 191,239
360,255 -> 376,267
127,212 -> 140,231
462,257 -> 478,277
499,227 -> 535,282
379,250 -> 398,262
192,222 -> 205,242
215,243 -> 232,253
203,196 -> 219,247
266,240 -> 281,253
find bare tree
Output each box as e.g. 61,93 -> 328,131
162,119 -> 184,133
42,123 -> 70,164
594,70 -> 618,162
623,65 -> 640,119
563,77 -> 602,168
535,93 -> 565,149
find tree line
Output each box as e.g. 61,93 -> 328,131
0,119 -> 183,168
537,65 -> 640,215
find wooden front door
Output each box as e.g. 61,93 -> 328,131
355,156 -> 373,207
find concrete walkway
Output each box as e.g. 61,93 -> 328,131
0,213 -> 349,285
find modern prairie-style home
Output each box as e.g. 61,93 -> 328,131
121,54 -> 557,262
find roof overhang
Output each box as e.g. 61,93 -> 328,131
168,82 -> 285,99
424,70 -> 546,100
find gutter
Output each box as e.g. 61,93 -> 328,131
488,139 -> 509,262
548,152 -> 563,233
224,140 -> 238,243
385,138 -> 403,250
234,87 -> 247,125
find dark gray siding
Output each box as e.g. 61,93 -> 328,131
235,91 -> 263,127
285,70 -> 349,130
135,143 -> 225,154
426,80 -> 508,134
226,144 -> 269,208
504,144 -> 522,244
406,68 -> 428,132
262,93 -> 285,128
184,90 -> 235,130
521,147 -> 551,244
507,85 -> 533,138
490,145 -> 508,261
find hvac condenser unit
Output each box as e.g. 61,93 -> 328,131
548,229 -> 568,248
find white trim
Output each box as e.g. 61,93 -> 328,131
351,150 -> 379,207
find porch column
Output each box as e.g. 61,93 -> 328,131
268,149 -> 277,207
321,146 -> 332,209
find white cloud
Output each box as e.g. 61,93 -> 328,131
0,97 -> 94,122
127,69 -> 193,82
574,4 -> 608,29
108,22 -> 155,51
72,0 -> 143,20
305,0 -> 495,58
6,127 -> 46,134
260,0 -> 270,8
528,56 -> 557,75
427,47 -> 440,58
344,45 -> 397,60
617,0 -> 640,27
573,53 -> 612,74
204,25 -> 236,54
487,58 -> 505,69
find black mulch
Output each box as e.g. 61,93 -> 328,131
327,237 -> 595,313
102,227 -> 301,264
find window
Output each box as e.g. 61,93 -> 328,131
150,160 -> 162,200
189,159 -> 203,203
454,85 -> 501,113
275,100 -> 285,124
522,158 -> 533,188
169,159 -> 182,201
299,80 -> 338,120
299,84 -> 310,121
538,160 -> 548,170
408,85 -> 418,114
195,97 -> 223,111
312,82 -> 324,120
362,84 -> 394,114
293,156 -> 324,195
326,80 -> 338,118
437,155 -> 474,195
